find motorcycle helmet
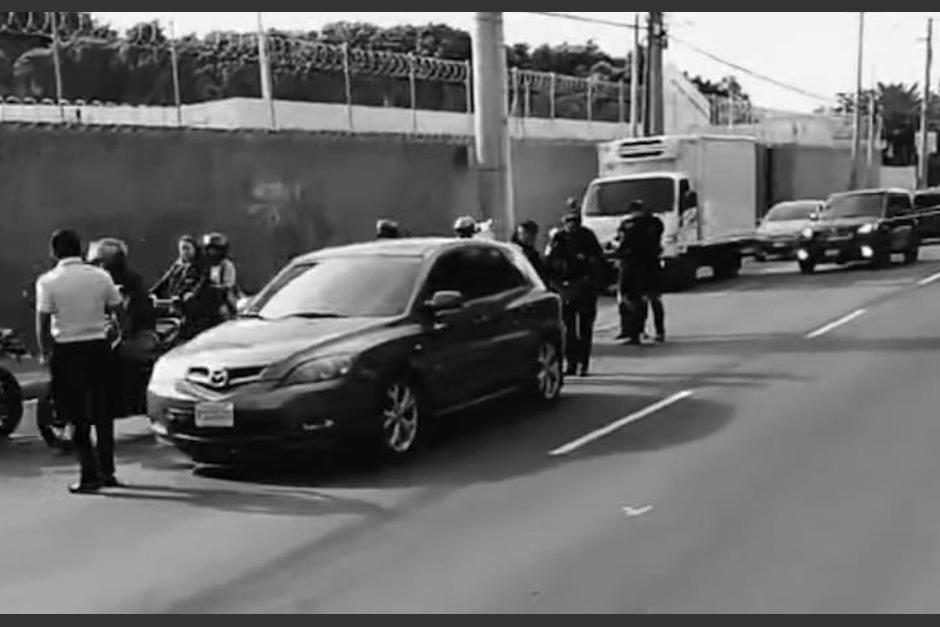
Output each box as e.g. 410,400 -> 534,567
376,219 -> 402,240
87,238 -> 128,270
202,232 -> 230,255
454,216 -> 478,239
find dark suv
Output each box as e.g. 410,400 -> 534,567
913,188 -> 940,240
796,189 -> 921,274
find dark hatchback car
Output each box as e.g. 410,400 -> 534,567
795,189 -> 921,274
913,188 -> 940,240
148,239 -> 565,465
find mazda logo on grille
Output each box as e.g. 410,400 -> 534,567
208,369 -> 229,388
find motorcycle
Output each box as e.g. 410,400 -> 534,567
0,329 -> 28,439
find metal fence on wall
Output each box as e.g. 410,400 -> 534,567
0,12 -> 649,130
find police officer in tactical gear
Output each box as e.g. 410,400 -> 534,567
616,200 -> 666,345
545,211 -> 606,377
454,216 -> 478,239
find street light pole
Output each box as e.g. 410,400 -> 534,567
630,13 -> 640,138
920,17 -> 934,189
472,12 -> 515,241
851,12 -> 865,189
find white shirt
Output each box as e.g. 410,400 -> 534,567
36,258 -> 123,344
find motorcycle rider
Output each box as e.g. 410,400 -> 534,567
151,235 -> 209,341
545,210 -> 606,377
202,232 -> 241,324
87,239 -> 155,417
616,201 -> 667,345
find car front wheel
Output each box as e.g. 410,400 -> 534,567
531,341 -> 563,404
799,259 -> 816,275
379,381 -> 423,458
904,245 -> 920,265
0,368 -> 23,438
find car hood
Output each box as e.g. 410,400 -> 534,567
758,220 -> 810,237
167,316 -> 391,368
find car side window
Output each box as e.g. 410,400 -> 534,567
887,194 -> 912,218
422,247 -> 528,303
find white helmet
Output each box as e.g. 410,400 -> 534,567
454,216 -> 477,238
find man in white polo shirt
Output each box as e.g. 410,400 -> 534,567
36,229 -> 124,495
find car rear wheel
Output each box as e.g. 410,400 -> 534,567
0,368 -> 23,438
531,341 -> 563,404
380,382 -> 422,458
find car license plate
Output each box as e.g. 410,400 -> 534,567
773,243 -> 787,249
825,249 -> 840,259
195,403 -> 235,429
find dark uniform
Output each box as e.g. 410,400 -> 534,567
512,221 -> 550,285
617,206 -> 666,344
545,213 -> 606,377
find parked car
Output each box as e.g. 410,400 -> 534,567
148,238 -> 565,465
755,200 -> 824,261
795,189 -> 921,275
912,188 -> 940,240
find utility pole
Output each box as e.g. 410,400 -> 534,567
48,11 -> 65,121
851,12 -> 865,189
257,12 -> 277,131
630,13 -> 640,138
866,90 -> 877,184
472,12 -> 515,241
920,17 -> 933,189
645,12 -> 665,137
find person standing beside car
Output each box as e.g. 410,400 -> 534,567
545,211 -> 606,377
36,229 -> 125,495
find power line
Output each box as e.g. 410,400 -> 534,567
518,11 -> 836,104
522,12 -> 639,31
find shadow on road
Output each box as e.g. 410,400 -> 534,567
99,483 -> 392,518
196,389 -> 736,494
691,261 -> 935,294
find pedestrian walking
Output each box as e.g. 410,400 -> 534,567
545,211 -> 606,377
36,230 -> 125,494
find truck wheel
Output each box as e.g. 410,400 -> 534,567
664,260 -> 697,293
799,259 -> 816,275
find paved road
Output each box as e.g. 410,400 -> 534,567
5,252 -> 940,613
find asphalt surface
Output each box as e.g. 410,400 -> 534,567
5,251 -> 940,613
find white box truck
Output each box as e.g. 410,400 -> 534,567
582,134 -> 760,290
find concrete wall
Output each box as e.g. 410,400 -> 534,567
0,125 -> 600,339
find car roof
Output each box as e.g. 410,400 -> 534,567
830,188 -> 911,199
770,199 -> 823,207
293,237 -> 510,264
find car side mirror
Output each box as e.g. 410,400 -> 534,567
425,291 -> 465,315
683,191 -> 699,212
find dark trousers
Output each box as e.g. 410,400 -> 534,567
620,292 -> 666,340
563,300 -> 598,370
50,340 -> 115,485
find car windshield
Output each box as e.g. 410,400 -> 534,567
583,178 -> 675,217
824,194 -> 885,219
765,202 -> 818,222
246,256 -> 424,320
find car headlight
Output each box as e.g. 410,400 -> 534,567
282,355 -> 356,387
857,223 -> 877,235
801,228 -> 816,240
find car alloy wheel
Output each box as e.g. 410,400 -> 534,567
381,382 -> 421,456
534,342 -> 563,402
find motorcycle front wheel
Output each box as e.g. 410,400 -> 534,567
0,368 -> 23,438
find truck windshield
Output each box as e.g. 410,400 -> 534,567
583,178 -> 676,217
824,194 -> 885,220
